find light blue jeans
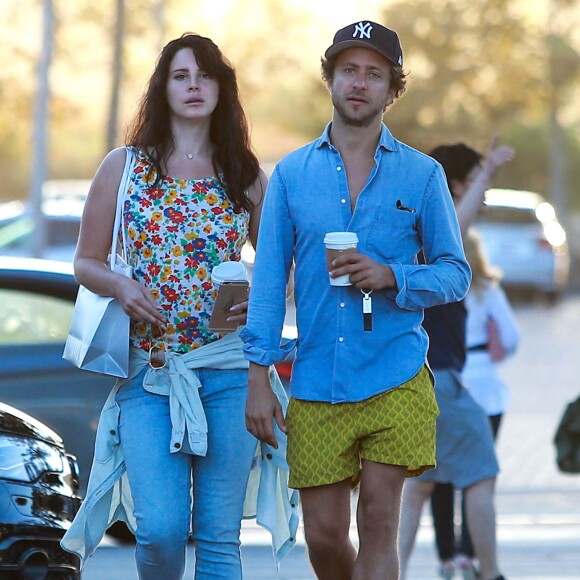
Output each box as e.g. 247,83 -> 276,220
115,367 -> 257,580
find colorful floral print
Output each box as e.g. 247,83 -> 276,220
124,150 -> 249,353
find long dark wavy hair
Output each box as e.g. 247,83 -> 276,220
126,33 -> 260,212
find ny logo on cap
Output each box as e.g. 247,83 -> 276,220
353,22 -> 373,40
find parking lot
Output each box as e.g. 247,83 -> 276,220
76,291 -> 580,579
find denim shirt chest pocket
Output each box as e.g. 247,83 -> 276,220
365,205 -> 419,261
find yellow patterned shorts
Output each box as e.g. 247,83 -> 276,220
286,366 -> 438,489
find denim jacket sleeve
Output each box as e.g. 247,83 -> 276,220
60,384 -> 136,566
242,367 -> 299,568
241,165 -> 297,367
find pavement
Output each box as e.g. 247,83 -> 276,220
81,293 -> 580,579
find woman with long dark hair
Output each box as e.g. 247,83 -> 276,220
62,33 -> 267,579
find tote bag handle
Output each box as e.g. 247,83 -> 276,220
109,146 -> 135,270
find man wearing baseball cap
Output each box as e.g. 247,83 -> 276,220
243,21 -> 470,579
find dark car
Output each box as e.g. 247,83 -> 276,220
0,401 -> 81,579
0,257 -> 116,497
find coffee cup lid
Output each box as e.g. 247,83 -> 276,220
324,232 -> 359,245
211,261 -> 247,284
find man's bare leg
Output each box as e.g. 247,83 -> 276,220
300,478 -> 357,580
353,461 -> 407,580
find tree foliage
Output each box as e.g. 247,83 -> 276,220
1,0 -> 579,208
379,0 -> 580,206
381,0 -> 547,150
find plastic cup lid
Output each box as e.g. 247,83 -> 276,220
323,232 -> 359,245
211,261 -> 247,283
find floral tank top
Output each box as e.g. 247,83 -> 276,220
123,149 -> 250,353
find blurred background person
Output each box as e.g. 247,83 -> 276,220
399,140 -> 513,580
433,227 -> 521,580
463,227 -> 520,437
431,141 -> 515,579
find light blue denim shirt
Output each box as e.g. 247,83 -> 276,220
242,123 -> 471,403
61,333 -> 298,569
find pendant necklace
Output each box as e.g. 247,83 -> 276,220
174,148 -> 210,160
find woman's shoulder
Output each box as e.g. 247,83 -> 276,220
246,167 -> 268,207
100,146 -> 134,171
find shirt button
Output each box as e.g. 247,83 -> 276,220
338,337 -> 344,342
340,302 -> 345,308
266,453 -> 273,460
336,166 -> 342,171
341,198 -> 347,204
109,429 -> 116,436
174,442 -> 181,449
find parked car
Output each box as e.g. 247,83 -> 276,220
0,180 -> 89,262
0,401 -> 81,579
0,257 -> 116,497
475,189 -> 570,300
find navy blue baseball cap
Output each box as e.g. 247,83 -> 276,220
325,21 -> 403,67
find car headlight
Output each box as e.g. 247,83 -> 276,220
0,433 -> 63,483
543,221 -> 567,249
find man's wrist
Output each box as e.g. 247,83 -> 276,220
248,362 -> 271,388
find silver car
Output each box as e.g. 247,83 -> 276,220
0,180 -> 88,261
475,188 -> 570,300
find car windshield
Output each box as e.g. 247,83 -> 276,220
0,433 -> 63,482
0,289 -> 73,344
0,216 -> 80,253
478,206 -> 538,225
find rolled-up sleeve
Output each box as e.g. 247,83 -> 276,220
241,166 -> 296,366
392,164 -> 471,311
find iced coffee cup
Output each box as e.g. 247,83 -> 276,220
210,261 -> 247,289
324,232 -> 359,286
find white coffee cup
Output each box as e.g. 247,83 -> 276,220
324,232 -> 359,286
210,261 -> 247,289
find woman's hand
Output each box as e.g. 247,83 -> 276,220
226,297 -> 249,325
114,275 -> 167,330
482,135 -> 515,179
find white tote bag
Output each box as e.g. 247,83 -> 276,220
63,147 -> 136,378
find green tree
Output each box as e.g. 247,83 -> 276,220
546,0 -> 580,219
374,0 -> 580,208
380,0 -> 544,150
105,0 -> 125,152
